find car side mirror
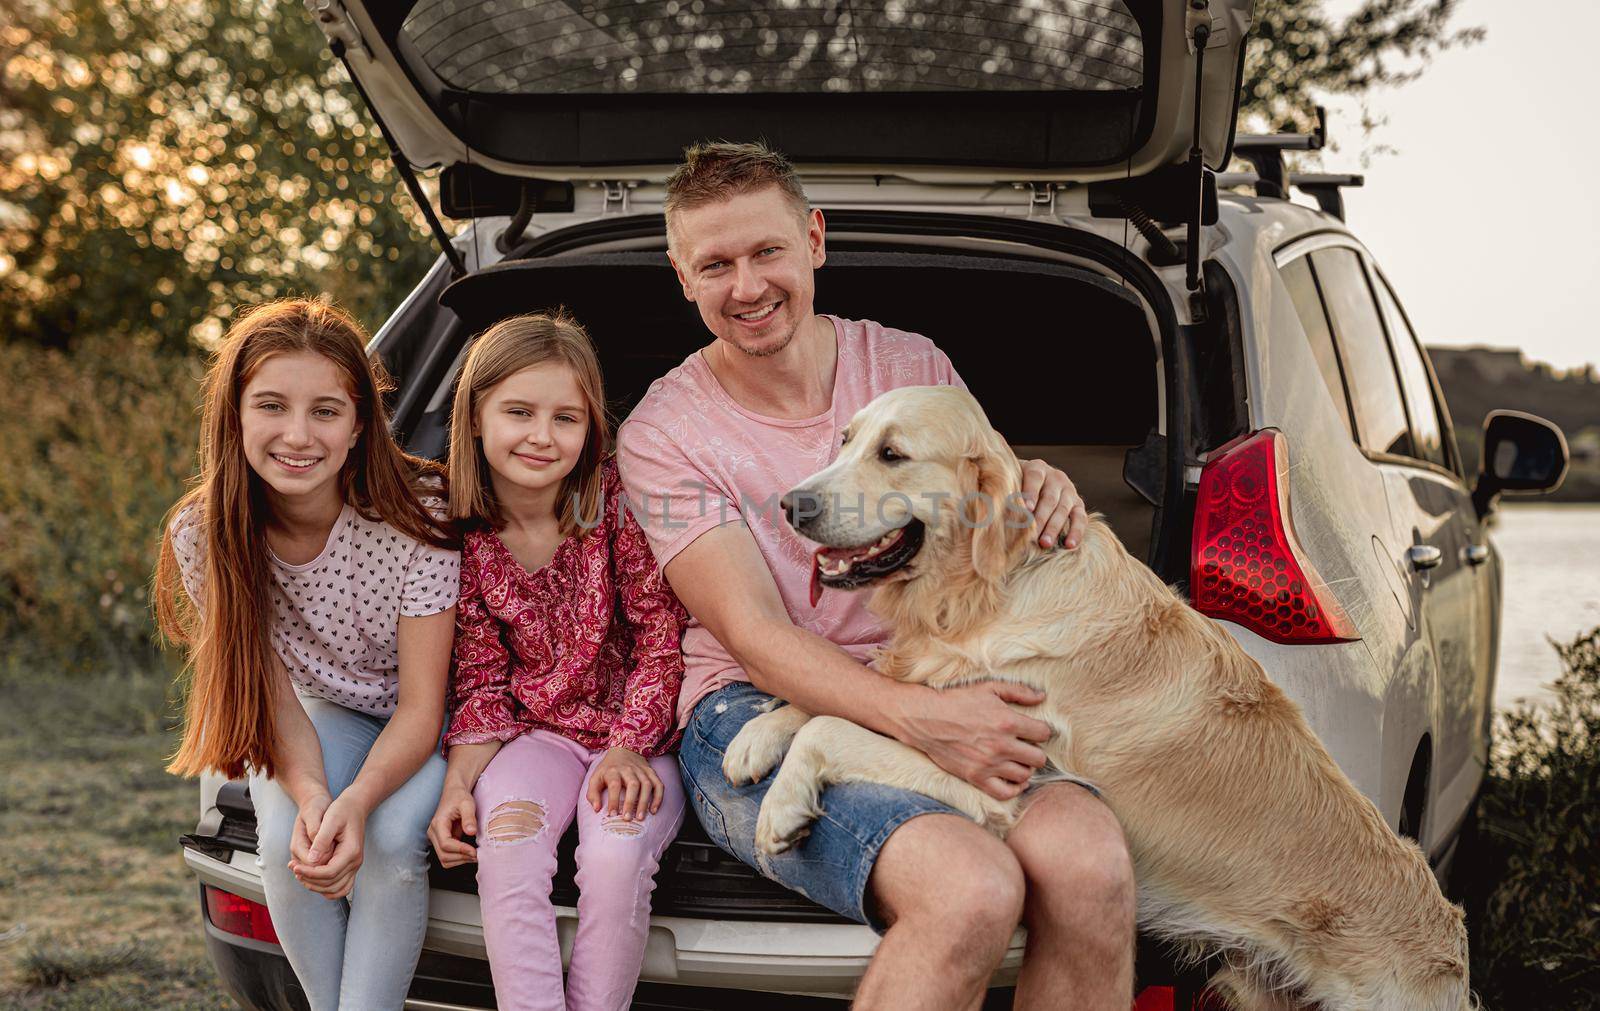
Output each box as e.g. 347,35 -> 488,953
1471,410 -> 1569,516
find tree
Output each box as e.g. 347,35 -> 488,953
1240,0 -> 1483,134
0,0 -> 437,353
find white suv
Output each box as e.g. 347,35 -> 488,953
180,1 -> 1568,1007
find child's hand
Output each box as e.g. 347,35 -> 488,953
428,783 -> 480,868
290,793 -> 368,900
587,747 -> 663,821
289,792 -> 333,869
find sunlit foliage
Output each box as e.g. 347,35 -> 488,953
0,0 -> 437,352
0,335 -> 197,672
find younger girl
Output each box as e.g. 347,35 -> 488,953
427,312 -> 686,1011
157,298 -> 460,1010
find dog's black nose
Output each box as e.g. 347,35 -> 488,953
782,489 -> 823,530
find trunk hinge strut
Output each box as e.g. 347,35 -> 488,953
310,2 -> 467,276
1184,1 -> 1212,307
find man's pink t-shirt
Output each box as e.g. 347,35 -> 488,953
616,316 -> 965,726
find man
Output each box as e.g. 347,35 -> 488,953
616,142 -> 1135,1010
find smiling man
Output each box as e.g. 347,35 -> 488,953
616,141 -> 1135,1010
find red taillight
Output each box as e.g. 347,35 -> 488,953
1132,986 -> 1230,1010
1191,430 -> 1358,645
1133,986 -> 1176,1011
204,886 -> 279,944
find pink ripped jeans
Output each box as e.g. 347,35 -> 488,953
473,729 -> 685,1011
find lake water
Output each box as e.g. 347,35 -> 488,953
1490,503 -> 1600,709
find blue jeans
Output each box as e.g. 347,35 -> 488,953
678,682 -> 959,930
249,697 -> 447,1011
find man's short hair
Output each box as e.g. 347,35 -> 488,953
664,140 -> 811,249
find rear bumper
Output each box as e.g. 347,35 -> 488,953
201,912 -> 309,1011
201,920 -> 822,1011
182,847 -> 1024,1000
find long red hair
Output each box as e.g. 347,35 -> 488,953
156,297 -> 456,780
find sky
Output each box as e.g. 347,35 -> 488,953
1302,0 -> 1598,372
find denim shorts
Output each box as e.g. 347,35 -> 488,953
678,681 -> 961,931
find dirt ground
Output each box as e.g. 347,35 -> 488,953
0,669 -> 232,1009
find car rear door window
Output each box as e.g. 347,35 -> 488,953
403,0 -> 1146,96
1309,248 -> 1414,459
1279,255 -> 1356,441
1371,274 -> 1450,470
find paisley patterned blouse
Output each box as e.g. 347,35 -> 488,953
444,459 -> 687,757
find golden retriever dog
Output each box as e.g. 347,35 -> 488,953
722,385 -> 1471,1011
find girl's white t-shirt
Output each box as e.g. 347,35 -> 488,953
171,500 -> 460,717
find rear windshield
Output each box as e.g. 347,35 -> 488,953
400,0 -> 1145,96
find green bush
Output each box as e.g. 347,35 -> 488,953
0,338 -> 199,674
1461,627 -> 1600,1009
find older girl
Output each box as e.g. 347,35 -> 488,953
427,312 -> 685,1011
157,298 -> 459,1010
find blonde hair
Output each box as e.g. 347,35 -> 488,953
664,139 -> 811,250
448,310 -> 611,538
156,297 -> 455,780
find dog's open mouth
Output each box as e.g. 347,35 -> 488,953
808,520 -> 925,605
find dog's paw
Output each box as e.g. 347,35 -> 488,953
755,797 -> 818,855
722,709 -> 804,786
754,761 -> 824,855
722,724 -> 784,785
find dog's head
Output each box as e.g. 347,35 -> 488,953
783,385 -> 1032,605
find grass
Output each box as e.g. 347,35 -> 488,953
17,943 -> 162,989
0,665 -> 231,1010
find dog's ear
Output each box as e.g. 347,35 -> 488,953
967,428 -> 1025,586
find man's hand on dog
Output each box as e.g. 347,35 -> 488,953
899,682 -> 1052,800
1019,459 -> 1087,550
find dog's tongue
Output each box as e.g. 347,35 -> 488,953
809,550 -> 825,607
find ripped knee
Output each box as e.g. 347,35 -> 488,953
600,815 -> 644,838
484,800 -> 546,844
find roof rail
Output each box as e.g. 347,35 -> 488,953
1217,171 -> 1365,220
1232,106 -> 1327,200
